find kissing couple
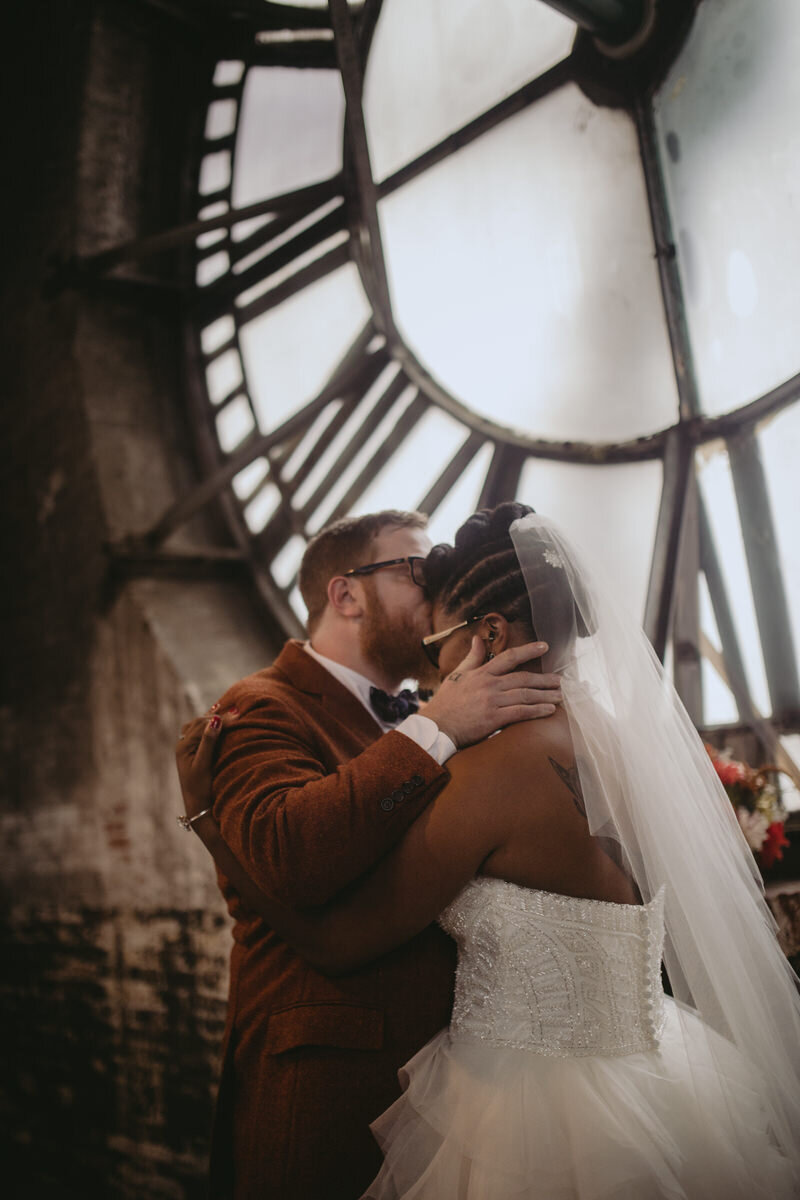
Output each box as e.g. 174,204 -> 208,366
177,502 -> 800,1199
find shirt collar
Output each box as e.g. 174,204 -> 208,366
303,642 -> 395,730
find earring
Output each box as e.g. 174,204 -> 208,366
486,629 -> 495,660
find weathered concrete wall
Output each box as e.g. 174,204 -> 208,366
1,3 -> 279,1195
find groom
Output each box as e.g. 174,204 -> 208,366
191,509 -> 558,1199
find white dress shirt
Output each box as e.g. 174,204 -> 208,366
303,642 -> 456,766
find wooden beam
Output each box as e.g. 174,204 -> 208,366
105,544 -> 249,581
69,177 -> 342,276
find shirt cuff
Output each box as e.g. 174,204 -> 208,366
396,713 -> 457,765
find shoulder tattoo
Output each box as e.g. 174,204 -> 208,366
548,756 -> 586,818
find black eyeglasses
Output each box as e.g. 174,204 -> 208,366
421,614 -> 486,668
344,556 -> 427,587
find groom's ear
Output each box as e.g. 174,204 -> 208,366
327,575 -> 365,619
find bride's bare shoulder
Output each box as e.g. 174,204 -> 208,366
447,709 -> 573,783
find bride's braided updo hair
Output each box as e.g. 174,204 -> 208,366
424,502 -> 537,636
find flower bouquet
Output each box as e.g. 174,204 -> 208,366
706,745 -> 790,869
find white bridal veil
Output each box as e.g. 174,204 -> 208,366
510,513 -> 800,1185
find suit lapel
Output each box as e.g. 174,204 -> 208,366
273,640 -> 384,741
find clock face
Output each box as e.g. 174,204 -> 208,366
186,0 -> 800,738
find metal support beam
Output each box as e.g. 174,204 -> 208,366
329,0 -> 395,333
477,445 -> 528,510
417,434 -> 484,517
538,0 -> 644,43
699,494 -> 796,761
727,430 -> 800,718
635,101 -> 701,421
698,493 -> 755,727
643,428 -> 692,659
671,470 -> 702,723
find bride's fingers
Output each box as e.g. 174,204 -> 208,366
176,716 -> 208,756
175,710 -> 238,785
188,714 -> 223,784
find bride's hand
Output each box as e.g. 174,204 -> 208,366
175,707 -> 239,822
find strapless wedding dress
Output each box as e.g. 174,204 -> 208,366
361,876 -> 795,1199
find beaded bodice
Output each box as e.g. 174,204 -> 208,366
438,877 -> 666,1058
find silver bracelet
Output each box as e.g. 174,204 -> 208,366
176,808 -> 213,832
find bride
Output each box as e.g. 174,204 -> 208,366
177,504 -> 800,1198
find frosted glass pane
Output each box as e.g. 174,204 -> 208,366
244,483 -> 281,533
232,458 -> 268,501
654,0 -> 800,414
696,445 -> 770,714
289,583 -> 308,629
291,366 -> 400,508
213,61 -> 244,87
196,250 -> 230,286
201,315 -> 235,356
198,201 -> 228,221
216,396 -> 254,453
206,348 -> 243,404
196,227 -> 227,251
517,458 -> 663,623
364,0 -> 574,181
349,408 -> 469,520
270,535 -> 306,589
280,401 -> 343,483
199,150 -> 231,195
233,68 -> 344,207
307,388 -> 418,533
699,574 -> 739,725
780,736 -> 800,811
758,401 -> 800,677
379,84 -> 678,441
205,99 -> 237,140
233,230 -> 349,310
424,444 -> 494,548
239,263 -> 370,431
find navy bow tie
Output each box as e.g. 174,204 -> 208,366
369,686 -> 419,724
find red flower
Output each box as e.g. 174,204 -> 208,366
713,759 -> 745,788
759,822 -> 790,869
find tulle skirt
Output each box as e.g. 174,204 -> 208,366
361,999 -> 796,1199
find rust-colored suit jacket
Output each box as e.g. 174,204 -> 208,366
208,641 -> 456,1200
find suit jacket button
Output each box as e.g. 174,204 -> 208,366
411,773 -> 424,787
402,780 -> 415,795
380,797 -> 395,812
391,787 -> 404,804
